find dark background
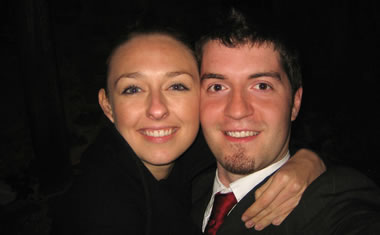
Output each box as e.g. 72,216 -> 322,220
0,0 -> 379,233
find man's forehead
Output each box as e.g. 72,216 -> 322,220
199,40 -> 289,86
201,41 -> 280,68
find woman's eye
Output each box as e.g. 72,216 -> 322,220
254,83 -> 272,90
122,85 -> 141,94
170,83 -> 189,91
207,84 -> 225,92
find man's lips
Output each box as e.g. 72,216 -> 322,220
222,130 -> 260,142
224,130 -> 259,138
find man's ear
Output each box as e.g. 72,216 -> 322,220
98,88 -> 115,123
291,87 -> 303,121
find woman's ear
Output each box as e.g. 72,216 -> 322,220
291,87 -> 303,121
98,88 -> 114,123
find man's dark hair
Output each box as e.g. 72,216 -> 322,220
196,7 -> 302,95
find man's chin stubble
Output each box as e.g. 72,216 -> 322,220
221,144 -> 256,175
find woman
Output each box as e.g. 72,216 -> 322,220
52,24 -> 324,235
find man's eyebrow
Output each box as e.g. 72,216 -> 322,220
249,72 -> 282,80
200,73 -> 225,81
200,72 -> 281,81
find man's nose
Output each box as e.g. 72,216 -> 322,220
146,91 -> 169,120
224,90 -> 253,120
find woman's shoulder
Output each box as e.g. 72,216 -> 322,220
52,125 -> 149,230
70,125 -> 148,196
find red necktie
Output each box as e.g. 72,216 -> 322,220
205,192 -> 237,235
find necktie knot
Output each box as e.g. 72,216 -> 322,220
205,192 -> 237,235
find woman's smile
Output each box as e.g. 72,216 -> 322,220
139,127 -> 179,143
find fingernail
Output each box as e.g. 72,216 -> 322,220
245,221 -> 254,228
241,216 -> 248,222
273,219 -> 281,226
255,224 -> 263,231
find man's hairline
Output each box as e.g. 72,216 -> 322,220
198,38 -> 299,92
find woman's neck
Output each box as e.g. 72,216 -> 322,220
143,162 -> 175,180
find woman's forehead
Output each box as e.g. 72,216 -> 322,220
107,34 -> 199,84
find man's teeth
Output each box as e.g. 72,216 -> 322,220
226,131 -> 259,138
144,129 -> 175,137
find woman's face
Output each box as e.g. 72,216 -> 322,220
99,34 -> 200,173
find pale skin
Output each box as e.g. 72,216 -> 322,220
99,33 -> 325,231
99,34 -> 200,180
200,40 -> 326,230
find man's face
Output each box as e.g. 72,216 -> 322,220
99,34 -> 200,172
200,41 -> 302,178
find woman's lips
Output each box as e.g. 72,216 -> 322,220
139,127 -> 178,143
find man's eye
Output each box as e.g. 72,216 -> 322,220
254,83 -> 271,90
207,84 -> 225,92
170,83 -> 189,91
122,85 -> 141,94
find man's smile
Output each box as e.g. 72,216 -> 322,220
224,130 -> 259,138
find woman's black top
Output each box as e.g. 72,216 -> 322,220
51,124 -> 215,235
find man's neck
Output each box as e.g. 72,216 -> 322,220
217,151 -> 290,188
217,164 -> 244,188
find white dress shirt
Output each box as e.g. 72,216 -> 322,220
202,151 -> 290,232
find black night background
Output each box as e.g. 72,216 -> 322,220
0,0 -> 379,233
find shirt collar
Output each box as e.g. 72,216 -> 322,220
202,151 -> 290,232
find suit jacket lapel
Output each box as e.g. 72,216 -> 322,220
217,175 -> 272,234
191,169 -> 215,229
191,170 -> 276,234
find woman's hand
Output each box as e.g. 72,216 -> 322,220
241,149 -> 326,230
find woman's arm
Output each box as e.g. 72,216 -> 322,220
241,149 -> 326,230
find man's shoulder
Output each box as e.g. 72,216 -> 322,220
308,165 -> 379,193
297,165 -> 380,215
217,166 -> 380,235
283,165 -> 380,234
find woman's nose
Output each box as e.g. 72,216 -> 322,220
146,91 -> 169,120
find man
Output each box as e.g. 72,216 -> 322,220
192,7 -> 380,234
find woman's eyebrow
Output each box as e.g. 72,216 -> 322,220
114,71 -> 196,86
166,71 -> 196,81
113,72 -> 141,86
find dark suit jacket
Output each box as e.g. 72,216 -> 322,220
51,124 -> 213,235
192,166 -> 380,235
